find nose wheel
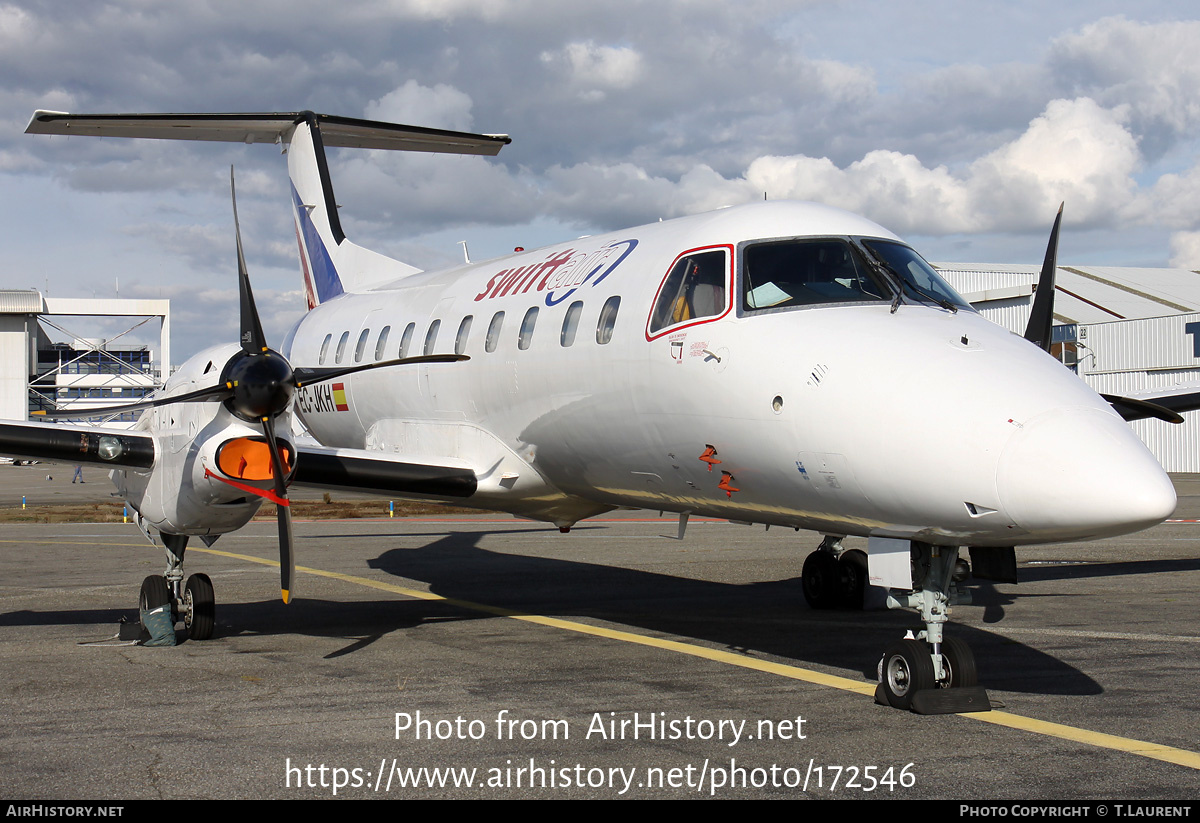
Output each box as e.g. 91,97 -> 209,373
879,639 -> 934,709
938,636 -> 977,689
138,535 -> 217,642
183,573 -> 216,640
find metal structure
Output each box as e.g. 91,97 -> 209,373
0,291 -> 169,425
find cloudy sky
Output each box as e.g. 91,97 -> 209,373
1,0 -> 1197,361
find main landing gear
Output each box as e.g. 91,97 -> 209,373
800,535 -> 870,610
801,537 -> 989,713
138,533 -> 216,641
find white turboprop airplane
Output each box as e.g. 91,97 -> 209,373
2,110 -> 1189,711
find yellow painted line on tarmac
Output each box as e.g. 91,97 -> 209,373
966,711 -> 1200,770
7,538 -> 1198,770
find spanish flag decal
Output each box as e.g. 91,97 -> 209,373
332,382 -> 350,411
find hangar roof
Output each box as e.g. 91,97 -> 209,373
934,263 -> 1200,325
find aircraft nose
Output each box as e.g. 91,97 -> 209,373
996,408 -> 1176,540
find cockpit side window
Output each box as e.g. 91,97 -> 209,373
741,239 -> 890,313
647,246 -> 731,339
859,239 -> 972,310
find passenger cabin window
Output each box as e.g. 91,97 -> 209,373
560,301 -> 583,347
597,296 -> 620,345
334,331 -> 350,364
485,311 -> 504,353
741,239 -> 889,312
399,322 -> 416,359
455,316 -> 473,355
649,249 -> 728,336
518,307 -> 538,350
424,320 -> 441,355
354,328 -> 370,362
375,326 -> 391,360
319,333 -> 332,365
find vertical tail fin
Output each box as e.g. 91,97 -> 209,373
287,117 -> 346,309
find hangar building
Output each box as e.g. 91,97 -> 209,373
938,264 -> 1200,471
0,290 -> 169,427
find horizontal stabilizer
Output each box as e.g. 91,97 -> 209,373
26,111 -> 511,156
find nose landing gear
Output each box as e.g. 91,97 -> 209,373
136,534 -> 217,643
874,543 -> 989,713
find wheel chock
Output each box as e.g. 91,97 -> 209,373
874,684 -> 991,714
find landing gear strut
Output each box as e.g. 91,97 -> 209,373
875,542 -> 987,713
137,534 -> 216,641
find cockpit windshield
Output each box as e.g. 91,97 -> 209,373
739,236 -> 973,315
741,239 -> 890,312
858,239 -> 972,311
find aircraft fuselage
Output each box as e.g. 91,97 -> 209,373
281,200 -> 1176,546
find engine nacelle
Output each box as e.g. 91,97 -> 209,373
111,344 -> 296,536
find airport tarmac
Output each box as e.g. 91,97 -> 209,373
1,465 -> 1198,800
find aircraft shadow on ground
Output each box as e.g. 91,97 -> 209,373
10,526 -> 1187,696
337,529 -> 1106,697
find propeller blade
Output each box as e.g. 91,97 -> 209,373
275,497 -> 295,605
232,167 -> 267,355
1102,394 -> 1185,425
260,414 -> 295,603
32,383 -> 233,419
293,354 -> 468,387
260,415 -> 295,602
1023,203 -> 1064,352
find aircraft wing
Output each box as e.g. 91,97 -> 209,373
292,444 -> 477,500
1105,387 -> 1200,423
0,420 -> 154,469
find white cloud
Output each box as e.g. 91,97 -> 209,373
560,41 -> 643,89
539,41 -> 644,102
965,97 -> 1140,228
1145,161 -> 1200,230
1169,231 -> 1200,270
364,80 -> 475,131
1050,16 -> 1200,142
538,97 -> 1147,237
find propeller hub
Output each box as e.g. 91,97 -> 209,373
220,349 -> 295,421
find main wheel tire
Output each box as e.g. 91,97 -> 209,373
184,573 -> 215,641
939,636 -> 977,688
801,550 -> 842,609
139,575 -> 172,629
880,639 -> 935,710
838,549 -> 869,610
